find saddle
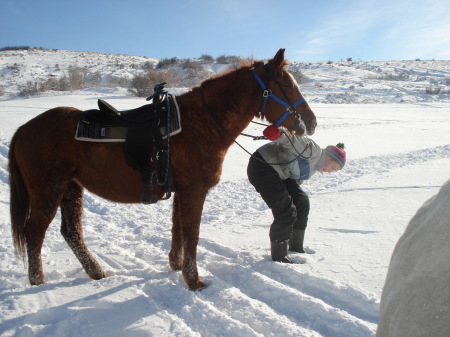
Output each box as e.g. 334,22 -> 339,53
75,83 -> 181,204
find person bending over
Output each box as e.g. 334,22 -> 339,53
247,130 -> 346,263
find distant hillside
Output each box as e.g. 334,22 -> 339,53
0,48 -> 449,104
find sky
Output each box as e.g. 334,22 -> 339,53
1,0 -> 450,62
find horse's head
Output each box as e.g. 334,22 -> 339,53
253,48 -> 317,136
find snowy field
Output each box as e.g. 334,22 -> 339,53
0,89 -> 449,336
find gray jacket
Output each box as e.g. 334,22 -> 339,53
257,131 -> 325,183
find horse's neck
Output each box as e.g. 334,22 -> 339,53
178,73 -> 259,145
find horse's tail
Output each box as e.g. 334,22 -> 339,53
8,128 -> 29,261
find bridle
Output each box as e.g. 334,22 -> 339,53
199,66 -> 312,165
252,69 -> 307,132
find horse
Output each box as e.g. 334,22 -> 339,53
9,48 -> 317,290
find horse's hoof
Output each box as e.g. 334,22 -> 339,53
169,262 -> 182,271
168,252 -> 182,270
89,270 -> 109,280
30,280 -> 45,286
188,280 -> 208,291
29,274 -> 45,286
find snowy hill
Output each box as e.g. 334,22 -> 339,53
1,48 -> 449,103
297,59 -> 450,104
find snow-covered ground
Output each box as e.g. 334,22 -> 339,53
0,50 -> 449,336
0,92 -> 449,337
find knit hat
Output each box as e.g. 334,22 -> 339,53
325,143 -> 346,168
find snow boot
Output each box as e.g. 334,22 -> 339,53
271,240 -> 293,263
289,229 -> 305,253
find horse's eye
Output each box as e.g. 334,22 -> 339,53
282,82 -> 294,89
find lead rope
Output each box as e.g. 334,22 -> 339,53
241,121 -> 271,140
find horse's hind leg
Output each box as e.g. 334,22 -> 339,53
24,180 -> 68,285
60,181 -> 109,280
25,205 -> 59,285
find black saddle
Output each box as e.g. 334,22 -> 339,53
83,94 -> 168,128
75,83 -> 177,204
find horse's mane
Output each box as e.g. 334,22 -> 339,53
191,56 -> 290,121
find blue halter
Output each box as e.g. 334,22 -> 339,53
252,70 -> 305,126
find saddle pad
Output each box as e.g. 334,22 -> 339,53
75,96 -> 182,142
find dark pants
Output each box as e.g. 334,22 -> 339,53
247,151 -> 310,242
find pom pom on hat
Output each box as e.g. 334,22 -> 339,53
326,143 -> 346,168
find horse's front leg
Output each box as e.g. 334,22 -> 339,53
169,193 -> 183,270
176,189 -> 208,290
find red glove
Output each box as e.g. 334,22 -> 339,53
263,125 -> 281,140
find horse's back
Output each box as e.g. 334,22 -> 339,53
22,105 -> 80,126
15,106 -> 81,146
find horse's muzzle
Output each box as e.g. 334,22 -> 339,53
308,118 -> 317,135
294,116 -> 316,136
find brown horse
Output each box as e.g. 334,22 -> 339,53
9,49 -> 317,290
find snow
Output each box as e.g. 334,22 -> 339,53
0,50 -> 449,336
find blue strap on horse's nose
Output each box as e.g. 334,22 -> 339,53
273,97 -> 306,126
274,110 -> 291,126
292,97 -> 306,108
271,95 -> 305,109
253,70 -> 306,126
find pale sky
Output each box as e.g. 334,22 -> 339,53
1,0 -> 449,62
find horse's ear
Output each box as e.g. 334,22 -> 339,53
271,48 -> 286,69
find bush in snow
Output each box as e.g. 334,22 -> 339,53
42,76 -> 69,91
66,66 -> 87,90
128,69 -> 180,97
216,55 -> 240,69
200,54 -> 214,63
156,57 -> 178,69
216,55 -> 239,64
366,71 -> 412,81
288,66 -> 309,84
179,60 -> 211,87
86,71 -> 102,88
128,75 -> 150,97
106,75 -> 130,88
17,80 -> 42,97
0,45 -> 32,51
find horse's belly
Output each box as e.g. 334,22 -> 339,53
75,142 -> 157,203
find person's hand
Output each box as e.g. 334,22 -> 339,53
263,125 -> 281,140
